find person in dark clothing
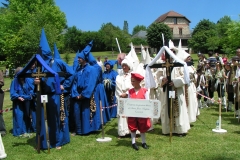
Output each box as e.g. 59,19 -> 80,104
0,70 -> 6,136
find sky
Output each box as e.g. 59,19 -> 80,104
54,0 -> 240,34
1,0 -> 240,34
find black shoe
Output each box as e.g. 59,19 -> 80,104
142,143 -> 149,149
132,143 -> 139,151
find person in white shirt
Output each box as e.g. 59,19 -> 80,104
96,56 -> 103,69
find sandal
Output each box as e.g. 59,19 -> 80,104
56,146 -> 62,150
71,133 -> 76,136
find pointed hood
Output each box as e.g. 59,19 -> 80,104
127,42 -> 139,71
53,43 -> 61,59
178,39 -> 182,50
73,50 -> 80,71
79,40 -> 96,65
143,48 -> 152,65
39,28 -> 52,61
121,54 -> 134,72
104,60 -> 117,69
176,49 -> 190,61
140,44 -> 146,63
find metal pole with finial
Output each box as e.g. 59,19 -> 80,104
96,101 -> 112,142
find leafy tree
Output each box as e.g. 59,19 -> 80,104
0,0 -> 66,71
131,38 -> 148,46
224,18 -> 240,55
132,25 -> 147,36
216,16 -> 232,54
63,26 -> 82,52
99,23 -> 131,52
123,20 -> 129,34
146,22 -> 172,50
188,19 -> 216,53
206,36 -> 220,52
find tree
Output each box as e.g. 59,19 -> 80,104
123,20 -> 129,34
224,18 -> 240,55
132,25 -> 147,36
146,22 -> 172,50
188,19 -> 216,53
216,16 -> 232,54
99,23 -> 131,53
63,26 -> 82,52
131,38 -> 148,46
206,36 -> 220,52
0,0 -> 66,71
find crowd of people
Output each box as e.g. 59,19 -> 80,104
1,32 -> 240,152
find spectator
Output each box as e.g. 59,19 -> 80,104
96,56 -> 103,69
0,70 -> 6,136
222,54 -> 228,65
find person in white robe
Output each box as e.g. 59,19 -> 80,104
177,50 -> 199,122
115,57 -> 133,137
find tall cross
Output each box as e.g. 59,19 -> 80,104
17,48 -> 69,153
144,43 -> 184,142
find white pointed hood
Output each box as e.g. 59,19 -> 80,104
140,44 -> 146,63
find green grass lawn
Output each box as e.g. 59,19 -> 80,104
1,52 -> 239,160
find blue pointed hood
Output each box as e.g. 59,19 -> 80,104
104,60 -> 117,69
53,43 -> 61,59
40,28 -> 52,61
79,40 -> 96,65
72,50 -> 80,71
83,40 -> 93,55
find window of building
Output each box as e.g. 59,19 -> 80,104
179,28 -> 182,35
173,18 -> 177,24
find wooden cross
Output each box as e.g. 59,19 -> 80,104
162,59 -> 173,76
145,44 -> 184,142
31,65 -> 46,91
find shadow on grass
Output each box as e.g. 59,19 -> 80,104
233,130 -> 240,134
202,155 -> 236,160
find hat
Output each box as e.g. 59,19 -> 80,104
225,61 -> 231,66
232,56 -> 240,61
176,49 -> 190,61
104,60 -> 117,68
53,43 -> 61,59
78,52 -> 86,60
105,56 -> 108,59
39,28 -> 52,61
121,56 -> 133,71
131,73 -> 144,81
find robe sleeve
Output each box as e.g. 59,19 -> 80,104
59,61 -> 74,93
10,80 -> 19,101
172,77 -> 185,88
71,73 -> 79,98
115,75 -> 123,98
111,71 -> 118,89
81,66 -> 97,98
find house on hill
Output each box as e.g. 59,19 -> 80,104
154,10 -> 191,50
133,11 -> 191,53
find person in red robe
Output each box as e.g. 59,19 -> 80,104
128,73 -> 150,151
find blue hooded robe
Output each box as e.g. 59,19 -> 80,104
71,52 -> 99,134
102,60 -> 118,118
37,29 -> 73,149
10,77 -> 35,136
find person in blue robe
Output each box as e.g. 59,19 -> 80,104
10,67 -> 35,137
26,62 -> 37,133
102,60 -> 118,118
87,52 -> 111,124
71,52 -> 98,135
34,29 -> 74,150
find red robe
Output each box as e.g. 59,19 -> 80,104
127,88 -> 151,133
